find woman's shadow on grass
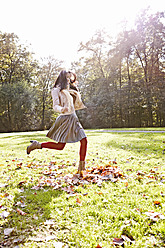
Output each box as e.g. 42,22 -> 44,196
1,185 -> 62,247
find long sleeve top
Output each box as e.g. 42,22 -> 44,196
51,87 -> 86,115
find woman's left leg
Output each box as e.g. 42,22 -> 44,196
27,140 -> 66,154
41,142 -> 66,150
78,137 -> 87,173
79,137 -> 87,161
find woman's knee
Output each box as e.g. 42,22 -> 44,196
81,137 -> 87,146
58,143 -> 66,150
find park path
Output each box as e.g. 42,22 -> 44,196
86,129 -> 165,133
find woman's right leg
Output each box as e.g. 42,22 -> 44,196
41,142 -> 66,150
27,141 -> 66,154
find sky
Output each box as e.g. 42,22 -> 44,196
0,0 -> 165,68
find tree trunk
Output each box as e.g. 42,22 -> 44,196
7,100 -> 12,131
126,55 -> 131,127
41,96 -> 45,130
135,48 -> 153,126
119,59 -> 123,127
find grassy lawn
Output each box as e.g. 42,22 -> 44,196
0,129 -> 165,247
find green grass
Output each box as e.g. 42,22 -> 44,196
0,129 -> 165,247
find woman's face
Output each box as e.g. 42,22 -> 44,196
66,72 -> 75,81
66,72 -> 71,80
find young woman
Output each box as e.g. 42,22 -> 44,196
27,70 -> 87,173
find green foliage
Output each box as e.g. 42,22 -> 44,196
0,81 -> 38,132
75,10 -> 165,128
0,8 -> 165,131
35,56 -> 63,130
0,32 -> 63,132
0,32 -> 39,132
0,32 -> 36,85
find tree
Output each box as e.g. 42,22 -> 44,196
0,81 -> 38,131
35,56 -> 63,130
1,8 -> 164,131
75,30 -> 116,128
73,9 -> 165,128
132,10 -> 165,126
0,32 -> 38,132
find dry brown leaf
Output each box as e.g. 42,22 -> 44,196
16,208 -> 27,215
95,245 -> 102,248
144,211 -> 165,221
76,198 -> 81,204
113,237 -> 124,245
125,181 -> 128,187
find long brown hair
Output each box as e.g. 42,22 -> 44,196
54,70 -> 68,91
68,71 -> 78,91
54,70 -> 78,91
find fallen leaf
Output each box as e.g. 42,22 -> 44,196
125,181 -> 128,188
17,181 -> 26,186
83,193 -> 88,196
13,238 -> 22,243
62,186 -> 75,194
33,214 -> 38,220
137,171 -> 146,176
15,201 -> 26,208
76,198 -> 81,204
95,245 -> 102,248
0,193 -> 9,198
53,242 -> 65,248
0,183 -> 8,188
146,180 -> 155,184
0,211 -> 10,219
4,228 -> 14,236
16,208 -> 27,215
50,161 -> 57,165
44,219 -> 55,225
113,237 -> 124,246
121,234 -> 134,242
30,237 -> 43,242
31,186 -> 40,190
45,235 -> 56,241
144,211 -> 165,221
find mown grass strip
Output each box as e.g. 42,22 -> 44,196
0,130 -> 165,247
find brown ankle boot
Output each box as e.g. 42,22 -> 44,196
78,161 -> 86,174
27,140 -> 42,154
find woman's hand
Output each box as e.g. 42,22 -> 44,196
61,107 -> 69,113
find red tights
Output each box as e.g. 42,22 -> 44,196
41,137 -> 87,161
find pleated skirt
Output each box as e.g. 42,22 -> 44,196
46,112 -> 86,143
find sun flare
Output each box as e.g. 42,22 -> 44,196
0,0 -> 164,66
